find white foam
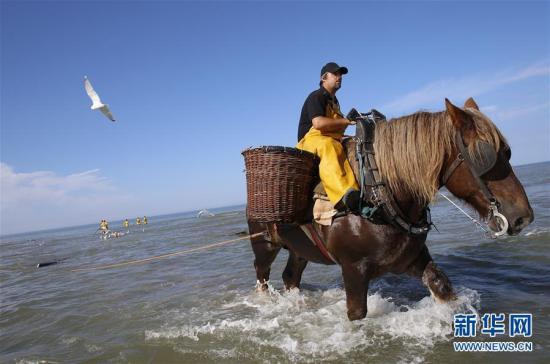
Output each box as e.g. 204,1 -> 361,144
84,344 -> 101,353
61,336 -> 79,345
397,356 -> 425,364
145,323 -> 212,341
524,226 -> 550,236
145,284 -> 480,361
209,348 -> 239,359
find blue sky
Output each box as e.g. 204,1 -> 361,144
1,0 -> 548,235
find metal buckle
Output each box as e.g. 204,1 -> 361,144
489,201 -> 508,238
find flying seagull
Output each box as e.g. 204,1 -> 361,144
84,76 -> 116,122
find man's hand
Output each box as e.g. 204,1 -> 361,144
346,108 -> 361,124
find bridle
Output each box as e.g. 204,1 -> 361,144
440,132 -> 511,237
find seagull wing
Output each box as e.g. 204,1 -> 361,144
100,105 -> 116,122
84,77 -> 103,107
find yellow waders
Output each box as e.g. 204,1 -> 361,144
296,128 -> 359,205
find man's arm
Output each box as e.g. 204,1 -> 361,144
312,116 -> 354,133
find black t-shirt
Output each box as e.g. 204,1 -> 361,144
297,87 -> 341,141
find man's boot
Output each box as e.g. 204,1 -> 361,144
342,188 -> 361,214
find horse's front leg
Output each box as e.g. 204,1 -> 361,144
407,246 -> 456,303
341,259 -> 370,321
282,250 -> 308,290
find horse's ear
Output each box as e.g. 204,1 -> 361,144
445,98 -> 473,130
464,97 -> 480,110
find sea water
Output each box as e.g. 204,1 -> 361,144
1,162 -> 549,363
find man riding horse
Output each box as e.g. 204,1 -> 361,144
247,64 -> 534,321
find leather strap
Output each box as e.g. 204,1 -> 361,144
441,152 -> 464,185
441,133 -> 497,204
300,224 -> 338,264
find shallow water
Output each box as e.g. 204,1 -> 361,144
1,162 -> 549,363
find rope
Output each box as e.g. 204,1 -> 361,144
70,232 -> 265,272
438,192 -> 488,233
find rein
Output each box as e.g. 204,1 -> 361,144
438,192 -> 490,235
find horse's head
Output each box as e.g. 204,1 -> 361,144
442,97 -> 534,236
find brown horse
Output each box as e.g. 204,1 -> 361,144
247,97 -> 534,321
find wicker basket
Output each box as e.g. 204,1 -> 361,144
242,146 -> 320,223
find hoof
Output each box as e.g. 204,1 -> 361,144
347,308 -> 367,321
255,280 -> 269,292
283,284 -> 300,292
429,287 -> 457,304
431,293 -> 446,304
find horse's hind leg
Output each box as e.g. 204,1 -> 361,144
248,222 -> 281,291
282,250 -> 308,290
407,246 -> 456,303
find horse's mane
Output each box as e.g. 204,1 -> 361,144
373,108 -> 505,205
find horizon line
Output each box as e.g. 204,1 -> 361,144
0,202 -> 247,239
1,159 -> 548,238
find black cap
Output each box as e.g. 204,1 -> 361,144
320,62 -> 348,76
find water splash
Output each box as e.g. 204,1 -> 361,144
145,284 -> 480,362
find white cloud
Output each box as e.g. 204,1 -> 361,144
1,163 -> 134,235
381,61 -> 550,115
480,105 -> 498,113
488,102 -> 550,122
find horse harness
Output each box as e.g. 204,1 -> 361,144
352,110 -> 510,237
353,110 -> 432,236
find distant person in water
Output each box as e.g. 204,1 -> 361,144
99,219 -> 109,231
136,217 -> 141,225
143,216 -> 148,225
98,220 -> 110,240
